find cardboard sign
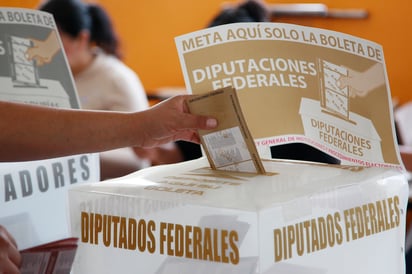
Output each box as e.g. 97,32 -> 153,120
175,22 -> 403,170
0,8 -> 100,250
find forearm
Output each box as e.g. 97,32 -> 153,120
0,95 -> 217,162
0,102 -> 140,162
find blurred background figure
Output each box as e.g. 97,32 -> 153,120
208,0 -> 270,27
39,0 -> 184,179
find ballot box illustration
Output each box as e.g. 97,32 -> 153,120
8,35 -> 42,88
68,157 -> 408,274
318,59 -> 350,120
0,34 -> 71,108
299,97 -> 384,163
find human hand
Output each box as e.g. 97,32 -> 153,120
135,95 -> 217,148
0,225 -> 21,274
133,143 -> 184,166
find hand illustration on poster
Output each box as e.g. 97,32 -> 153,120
25,29 -> 60,66
7,35 -> 41,87
1,27 -> 74,108
337,63 -> 385,98
318,59 -> 350,120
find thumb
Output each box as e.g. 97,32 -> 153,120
183,113 -> 217,130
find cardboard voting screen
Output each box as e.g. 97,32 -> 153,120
175,22 -> 403,171
0,8 -> 100,250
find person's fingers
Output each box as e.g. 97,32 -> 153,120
181,95 -> 218,130
181,113 -> 217,131
156,130 -> 201,146
157,95 -> 217,130
0,259 -> 20,274
1,227 -> 17,249
138,95 -> 216,147
8,244 -> 21,268
0,227 -> 21,273
175,130 -> 200,144
188,132 -> 201,144
205,116 -> 218,129
1,233 -> 21,268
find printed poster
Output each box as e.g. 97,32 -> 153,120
0,8 -> 100,249
175,22 -> 403,170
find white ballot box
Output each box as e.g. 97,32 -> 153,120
68,157 -> 408,274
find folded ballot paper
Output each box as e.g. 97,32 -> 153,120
186,86 -> 266,174
68,22 -> 409,274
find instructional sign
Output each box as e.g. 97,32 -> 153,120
175,22 -> 402,170
0,8 -> 100,250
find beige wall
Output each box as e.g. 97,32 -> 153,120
4,0 -> 412,104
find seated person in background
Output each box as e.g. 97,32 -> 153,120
208,0 -> 270,27
40,0 -> 182,179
